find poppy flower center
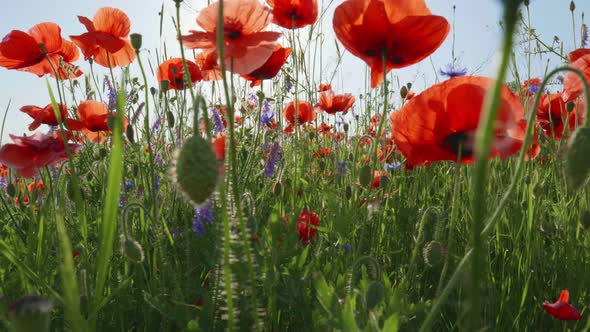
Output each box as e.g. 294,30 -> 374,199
225,30 -> 242,40
444,131 -> 475,158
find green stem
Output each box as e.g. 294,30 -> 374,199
469,3 -> 519,327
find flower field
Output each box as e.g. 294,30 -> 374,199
1,0 -> 590,331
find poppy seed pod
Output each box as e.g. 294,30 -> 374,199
130,33 -> 142,51
423,241 -> 443,267
172,135 -> 219,205
570,1 -> 575,12
121,237 -> 144,263
8,296 -> 53,332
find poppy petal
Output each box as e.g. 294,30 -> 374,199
383,0 -> 431,24
93,39 -> 136,67
92,7 -> 131,38
0,30 -> 43,69
27,22 -> 63,53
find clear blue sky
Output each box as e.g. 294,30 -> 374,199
0,0 -> 587,141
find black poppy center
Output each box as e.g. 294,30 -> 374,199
444,131 -> 474,158
225,30 -> 241,39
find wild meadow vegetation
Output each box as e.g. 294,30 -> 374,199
1,0 -> 590,331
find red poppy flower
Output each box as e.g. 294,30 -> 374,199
536,93 -> 569,140
241,44 -> 291,87
316,89 -> 355,115
390,76 -> 524,166
543,290 -> 581,321
312,147 -> 331,158
569,48 -> 590,62
563,48 -> 590,102
568,98 -> 586,132
212,134 -> 226,174
283,100 -> 316,126
181,0 -> 282,75
196,51 -> 222,81
318,83 -> 332,92
20,104 -> 83,131
76,100 -> 128,143
157,58 -> 202,90
0,22 -> 81,79
333,0 -> 449,88
0,132 -> 80,178
296,209 -> 319,243
70,7 -> 136,68
27,179 -> 44,193
267,0 -> 318,29
508,119 -> 540,160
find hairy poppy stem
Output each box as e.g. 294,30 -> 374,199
371,52 -> 389,166
469,2 -> 521,328
215,1 -> 261,330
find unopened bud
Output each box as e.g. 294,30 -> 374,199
570,1 -> 576,12
121,237 -> 145,263
130,33 -> 142,51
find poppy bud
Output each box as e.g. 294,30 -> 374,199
160,80 -> 170,92
8,295 -> 52,332
570,1 -> 575,12
150,87 -> 157,96
272,181 -> 283,196
343,123 -> 349,132
130,33 -> 142,51
172,135 -> 219,205
121,237 -> 145,263
524,0 -> 529,6
400,86 -> 408,99
565,128 -> 590,191
167,110 -> 175,129
126,125 -> 135,143
566,101 -> 575,112
7,183 -> 16,197
406,82 -> 412,90
423,241 -> 443,267
366,281 -> 385,310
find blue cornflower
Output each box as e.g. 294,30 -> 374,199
211,108 -> 224,133
155,152 -> 163,166
125,180 -> 135,190
119,195 -> 126,208
343,244 -> 351,251
285,77 -> 293,93
386,162 -> 402,172
192,199 -> 214,237
264,141 -> 281,178
261,100 -> 275,126
439,63 -> 468,78
336,161 -> 347,178
247,93 -> 258,108
151,117 -> 162,133
105,78 -> 117,111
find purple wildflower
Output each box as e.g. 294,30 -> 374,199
285,77 -> 293,93
105,78 -> 117,111
336,161 -> 347,178
439,63 -> 468,78
192,199 -> 214,237
247,93 -> 258,109
264,141 -> 281,178
155,152 -> 163,166
151,117 -> 162,133
582,24 -> 588,48
386,162 -> 402,172
211,108 -> 224,133
125,180 -> 135,190
343,244 -> 351,251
